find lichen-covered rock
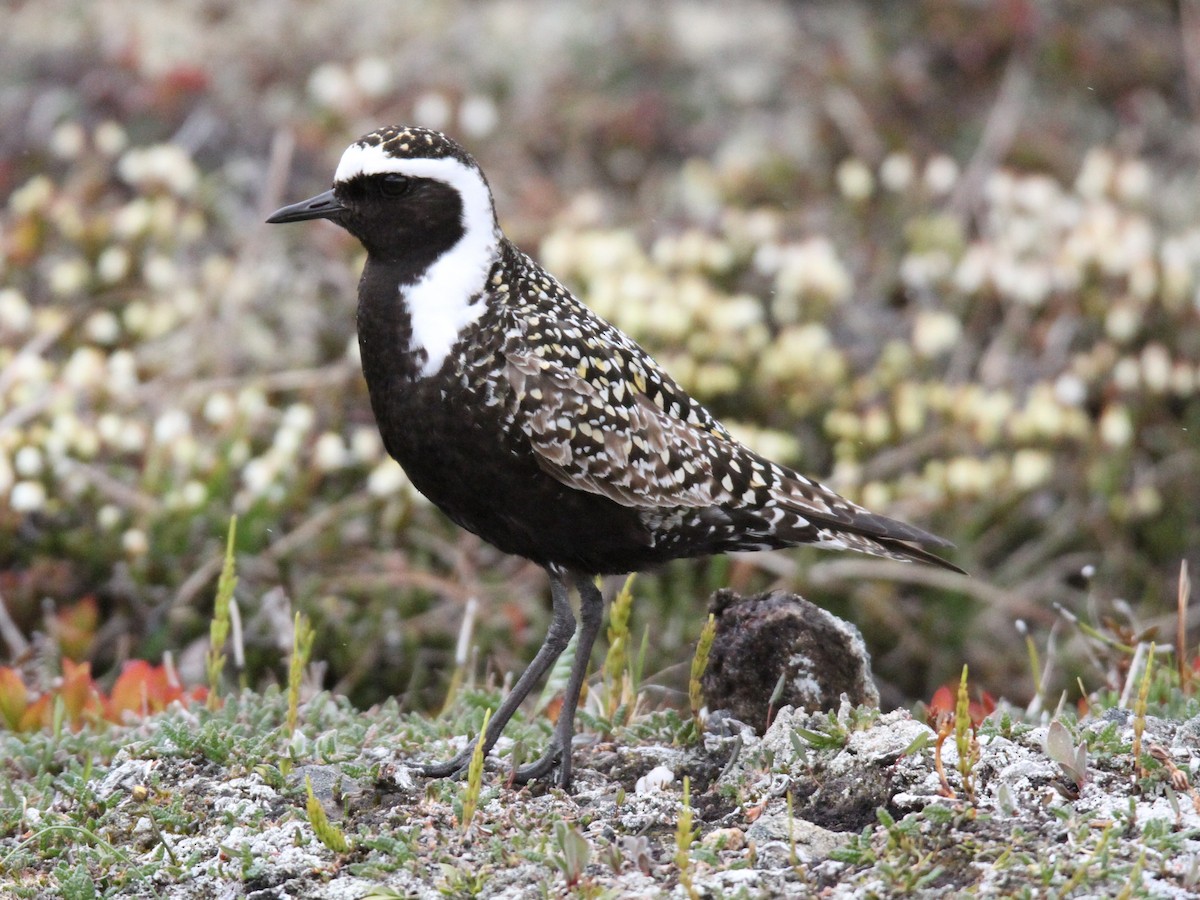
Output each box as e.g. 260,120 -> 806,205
702,589 -> 879,733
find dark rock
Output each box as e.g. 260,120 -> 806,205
701,589 -> 879,733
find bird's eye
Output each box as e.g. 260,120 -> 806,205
380,174 -> 410,197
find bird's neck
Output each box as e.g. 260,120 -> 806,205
357,235 -> 501,385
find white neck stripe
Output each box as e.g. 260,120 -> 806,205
335,143 -> 501,377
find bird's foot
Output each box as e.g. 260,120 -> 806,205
419,738 -> 569,788
506,744 -> 561,787
419,745 -> 475,779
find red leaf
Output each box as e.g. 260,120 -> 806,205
0,667 -> 29,731
59,659 -> 104,730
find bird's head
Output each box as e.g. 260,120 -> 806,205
267,126 -> 499,270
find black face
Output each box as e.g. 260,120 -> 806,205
267,173 -> 465,278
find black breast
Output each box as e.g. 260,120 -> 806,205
355,262 -> 663,574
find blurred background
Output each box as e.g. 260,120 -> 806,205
1,0 -> 1196,716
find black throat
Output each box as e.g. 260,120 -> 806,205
356,258 -> 427,386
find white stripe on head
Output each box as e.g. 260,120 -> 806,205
335,141 -> 501,377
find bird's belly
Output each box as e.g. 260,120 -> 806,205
370,378 -> 658,573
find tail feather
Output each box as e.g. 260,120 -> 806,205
772,498 -> 965,573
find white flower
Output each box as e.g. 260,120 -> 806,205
122,529 -> 149,557
1075,148 -> 1114,200
413,91 -> 452,130
180,480 -> 207,508
912,310 -> 961,358
353,57 -> 392,97
836,158 -> 874,202
307,63 -> 356,109
1140,344 -> 1171,394
84,310 -> 121,345
1114,159 -> 1151,204
241,457 -> 278,497
8,176 -> 54,217
143,254 -> 177,291
107,350 -> 139,396
93,121 -> 127,157
1011,450 -> 1052,490
313,432 -> 349,472
14,446 -> 42,477
1053,373 -> 1087,408
879,153 -> 915,192
1105,301 -> 1140,343
63,347 -> 107,389
459,94 -> 499,138
97,504 -> 122,530
49,257 -> 90,296
367,460 -> 408,496
1098,405 -> 1133,447
50,122 -> 85,160
924,155 -> 959,196
203,392 -> 236,426
10,480 -> 46,512
117,144 -> 198,196
0,289 -> 33,332
350,427 -> 383,463
282,403 -> 315,433
153,409 -> 192,444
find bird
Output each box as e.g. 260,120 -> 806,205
267,125 -> 963,791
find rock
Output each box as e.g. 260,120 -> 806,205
701,589 -> 879,733
702,826 -> 747,852
746,813 -> 850,862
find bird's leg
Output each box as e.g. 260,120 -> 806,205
421,569 -> 576,778
513,572 -> 604,790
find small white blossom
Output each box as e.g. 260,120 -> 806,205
9,176 -> 54,216
459,94 -> 499,138
204,392 -> 236,426
49,257 -> 90,296
50,122 -> 86,160
180,480 -> 207,508
1140,344 -> 1172,394
1011,449 -> 1052,490
836,158 -> 874,202
924,155 -> 959,196
63,347 -> 107,389
313,432 -> 349,472
107,350 -> 140,395
308,63 -> 356,109
0,288 -> 33,332
879,152 -> 915,192
14,446 -> 42,477
1114,159 -> 1151,204
1075,148 -> 1115,200
353,57 -> 392,97
282,403 -> 315,433
97,504 -> 122,530
84,310 -> 121,345
912,310 -> 961,358
350,427 -> 383,463
94,121 -> 127,157
10,480 -> 46,512
367,460 -> 408,496
122,529 -> 149,557
118,144 -> 198,196
153,409 -> 192,444
1098,404 -> 1133,447
413,91 -> 452,130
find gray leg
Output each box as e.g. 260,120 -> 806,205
513,571 -> 604,790
422,567 -> 576,778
